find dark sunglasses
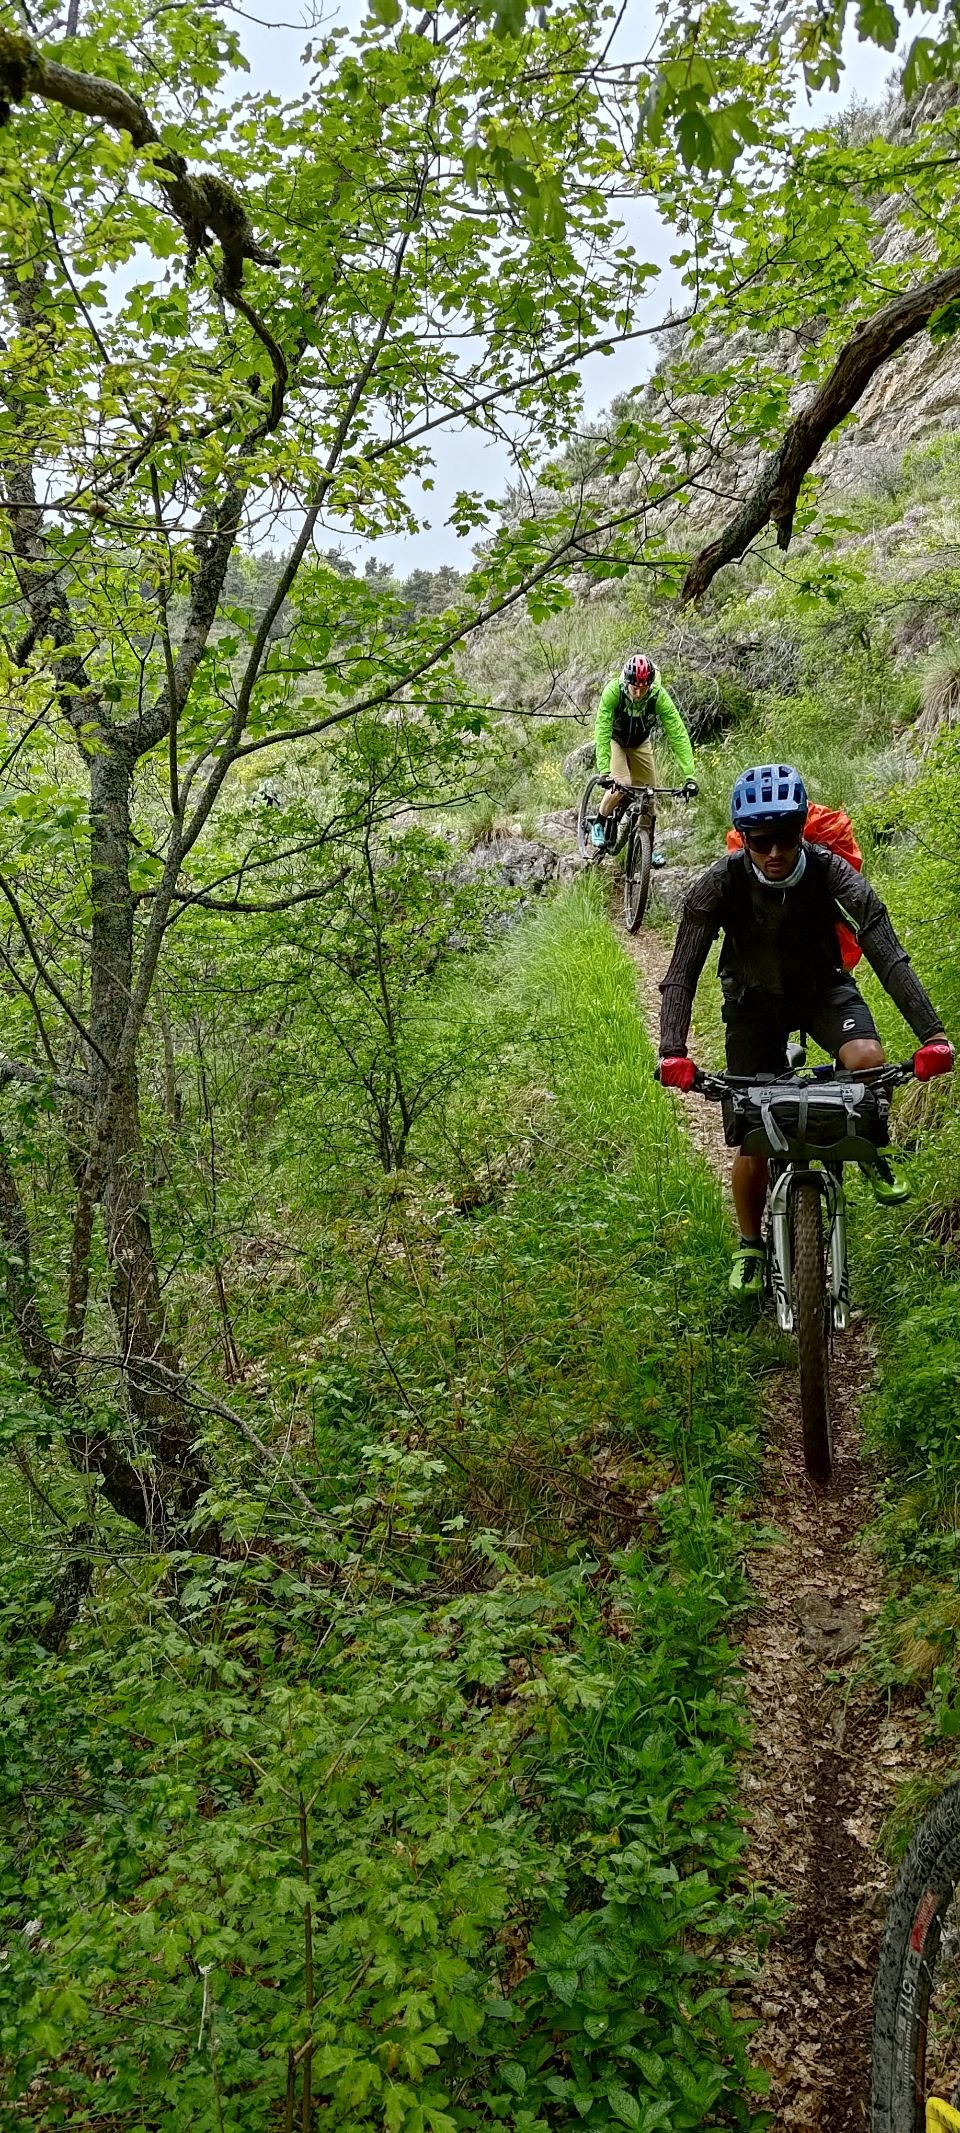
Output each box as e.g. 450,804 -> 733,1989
745,829 -> 802,855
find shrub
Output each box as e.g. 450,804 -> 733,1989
916,638 -> 960,746
0,886 -> 770,2133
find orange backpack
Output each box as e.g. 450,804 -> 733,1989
726,804 -> 863,970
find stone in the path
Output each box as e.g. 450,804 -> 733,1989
795,1591 -> 864,1662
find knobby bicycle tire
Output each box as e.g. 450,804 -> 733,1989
791,1179 -> 832,1485
577,775 -> 607,861
872,1781 -> 960,2131
623,819 -> 652,931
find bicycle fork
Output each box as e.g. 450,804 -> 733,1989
767,1164 -> 850,1334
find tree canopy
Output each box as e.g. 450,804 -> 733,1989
0,0 -> 701,1546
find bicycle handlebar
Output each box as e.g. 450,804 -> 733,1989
598,779 -> 696,800
691,1061 -> 917,1101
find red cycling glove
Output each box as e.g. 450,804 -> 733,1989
914,1038 -> 955,1081
658,1055 -> 696,1092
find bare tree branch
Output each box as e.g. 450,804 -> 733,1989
0,870 -> 107,1064
127,480 -> 247,760
163,870 -> 349,921
1,441 -> 99,743
681,261 -> 960,602
0,1051 -> 88,1097
67,1347 -> 330,1531
227,284 -> 289,433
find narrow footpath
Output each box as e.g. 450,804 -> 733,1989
625,916 -> 932,2133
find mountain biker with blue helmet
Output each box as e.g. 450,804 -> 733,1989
656,764 -> 954,1296
591,653 -> 698,852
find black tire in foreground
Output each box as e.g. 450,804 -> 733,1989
623,817 -> 652,932
577,775 -> 608,861
791,1178 -> 832,1484
871,1780 -> 960,2131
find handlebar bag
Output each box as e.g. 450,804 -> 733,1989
721,1081 -> 891,1160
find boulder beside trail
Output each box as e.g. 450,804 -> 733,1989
562,739 -> 596,785
454,834 -> 586,897
537,808 -> 579,840
648,865 -> 700,922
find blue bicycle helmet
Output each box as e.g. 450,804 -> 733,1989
731,763 -> 808,832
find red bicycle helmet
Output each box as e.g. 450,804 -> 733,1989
621,653 -> 654,692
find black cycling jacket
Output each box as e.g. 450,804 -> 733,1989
659,844 -> 942,1056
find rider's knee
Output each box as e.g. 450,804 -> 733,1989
839,1037 -> 884,1071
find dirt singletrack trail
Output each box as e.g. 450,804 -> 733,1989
624,916 -> 927,2132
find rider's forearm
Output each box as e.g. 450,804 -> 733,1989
860,911 -> 944,1042
655,693 -> 695,780
659,983 -> 694,1056
830,856 -> 944,1042
659,912 -> 717,1054
593,686 -> 617,775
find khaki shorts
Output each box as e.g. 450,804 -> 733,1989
609,737 -> 656,789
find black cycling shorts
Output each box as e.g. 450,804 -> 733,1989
722,979 -> 878,1077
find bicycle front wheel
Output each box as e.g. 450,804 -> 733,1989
791,1179 -> 832,1484
623,818 -> 652,932
872,1781 -> 960,2132
577,775 -> 607,861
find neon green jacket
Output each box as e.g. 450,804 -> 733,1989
594,669 -> 695,780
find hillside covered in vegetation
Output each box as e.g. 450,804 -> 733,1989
3,0 -> 960,2126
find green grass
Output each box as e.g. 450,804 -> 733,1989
472,429 -> 960,1829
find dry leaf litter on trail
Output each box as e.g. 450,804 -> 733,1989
623,913 -> 934,2133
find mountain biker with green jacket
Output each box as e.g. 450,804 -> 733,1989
591,653 -> 697,852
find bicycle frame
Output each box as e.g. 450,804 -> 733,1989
678,1056 -> 918,1488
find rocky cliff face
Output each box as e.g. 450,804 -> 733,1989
466,81 -> 960,768
816,86 -> 960,489
519,82 -> 960,563
679,82 -> 960,514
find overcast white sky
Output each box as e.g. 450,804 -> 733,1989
230,0 -> 897,571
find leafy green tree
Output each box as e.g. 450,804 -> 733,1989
295,720 -> 504,1173
400,564 -> 466,615
0,0 -> 689,1567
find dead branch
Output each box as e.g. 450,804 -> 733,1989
0,869 -> 107,1063
681,261 -> 960,603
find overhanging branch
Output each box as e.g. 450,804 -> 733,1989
0,1054 -> 88,1098
0,35 -> 277,293
681,261 -> 960,603
164,869 -> 349,921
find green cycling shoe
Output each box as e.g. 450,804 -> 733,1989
862,1157 -> 911,1206
729,1245 -> 765,1298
